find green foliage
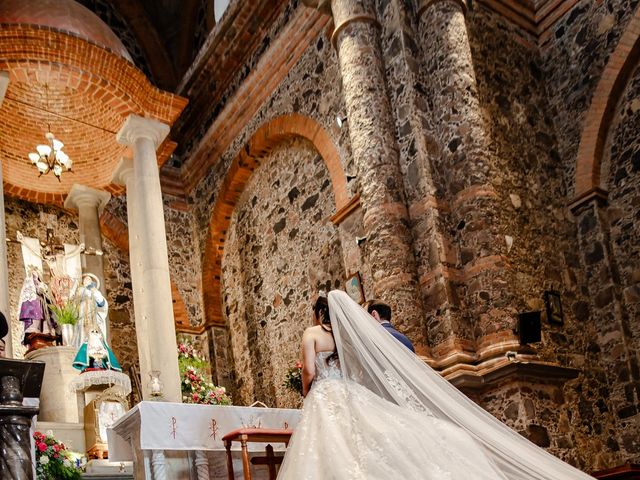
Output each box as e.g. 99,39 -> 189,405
48,301 -> 79,325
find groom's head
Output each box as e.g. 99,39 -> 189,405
367,300 -> 392,323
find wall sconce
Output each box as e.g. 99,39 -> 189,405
336,115 -> 348,129
516,311 -> 541,345
346,173 -> 357,182
355,236 -> 367,246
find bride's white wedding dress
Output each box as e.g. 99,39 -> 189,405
277,291 -> 594,480
278,351 -> 507,479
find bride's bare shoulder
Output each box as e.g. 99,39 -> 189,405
303,325 -> 322,335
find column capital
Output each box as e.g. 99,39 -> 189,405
418,0 -> 467,17
116,114 -> 170,149
64,184 -> 111,213
111,157 -> 135,187
0,71 -> 9,107
328,0 -> 381,50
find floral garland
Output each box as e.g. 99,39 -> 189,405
34,431 -> 84,479
178,342 -> 232,405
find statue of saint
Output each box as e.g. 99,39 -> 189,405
18,267 -> 56,345
71,273 -> 121,372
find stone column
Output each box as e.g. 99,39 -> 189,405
116,115 -> 181,402
64,184 -> 111,339
0,71 -> 12,358
416,0 -> 517,363
327,0 -> 428,352
112,158 -> 151,397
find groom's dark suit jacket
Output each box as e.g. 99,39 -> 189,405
381,321 -> 415,353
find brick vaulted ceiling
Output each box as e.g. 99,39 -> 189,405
0,0 -> 187,205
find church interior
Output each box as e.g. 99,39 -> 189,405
0,0 -> 638,478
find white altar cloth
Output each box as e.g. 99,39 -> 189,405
108,401 -> 301,461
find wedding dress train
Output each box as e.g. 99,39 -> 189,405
277,290 -> 593,480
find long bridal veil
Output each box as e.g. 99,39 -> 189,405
327,290 -> 593,480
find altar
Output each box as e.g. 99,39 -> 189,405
108,401 -> 301,479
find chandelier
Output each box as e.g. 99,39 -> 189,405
28,126 -> 73,181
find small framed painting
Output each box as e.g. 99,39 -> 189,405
345,272 -> 365,305
544,290 -> 564,325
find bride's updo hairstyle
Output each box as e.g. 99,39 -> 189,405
314,293 -> 338,363
313,294 -> 330,325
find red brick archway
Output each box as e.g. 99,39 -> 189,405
573,8 -> 640,204
202,113 -> 349,328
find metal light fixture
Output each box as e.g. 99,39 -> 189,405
336,115 -> 348,129
27,85 -> 73,181
28,125 -> 73,181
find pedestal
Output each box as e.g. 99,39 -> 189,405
25,347 -> 80,423
0,357 -> 45,480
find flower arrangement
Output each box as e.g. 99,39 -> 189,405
178,342 -> 232,405
34,431 -> 84,479
283,361 -> 303,396
47,276 -> 79,325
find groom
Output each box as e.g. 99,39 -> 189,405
367,300 -> 415,353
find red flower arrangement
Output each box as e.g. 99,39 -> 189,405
178,343 -> 232,405
34,431 -> 84,479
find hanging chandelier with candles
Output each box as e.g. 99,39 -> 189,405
28,126 -> 73,181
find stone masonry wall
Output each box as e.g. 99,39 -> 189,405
188,15 -> 375,404
221,137 -> 344,408
376,0 -> 635,470
599,61 -> 640,460
542,0 -> 640,197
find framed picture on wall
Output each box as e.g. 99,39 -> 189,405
345,272 -> 365,305
544,290 -> 564,325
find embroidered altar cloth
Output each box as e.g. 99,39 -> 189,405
108,401 -> 301,461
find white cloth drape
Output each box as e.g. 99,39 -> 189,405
20,237 -> 43,275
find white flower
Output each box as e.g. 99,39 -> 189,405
40,456 -> 50,465
63,459 -> 72,467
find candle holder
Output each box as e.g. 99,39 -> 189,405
147,370 -> 164,401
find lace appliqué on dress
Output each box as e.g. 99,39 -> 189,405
383,369 -> 433,415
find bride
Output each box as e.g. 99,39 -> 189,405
277,290 -> 593,479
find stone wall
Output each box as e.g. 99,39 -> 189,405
542,0 -> 639,196
221,137 -> 344,408
164,198 -> 205,327
181,0 -> 639,469
597,61 -> 640,461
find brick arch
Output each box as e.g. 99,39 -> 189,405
202,113 -> 349,328
573,8 -> 640,203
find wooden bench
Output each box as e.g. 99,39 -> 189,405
222,428 -> 293,480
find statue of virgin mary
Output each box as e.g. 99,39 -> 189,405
71,273 -> 121,372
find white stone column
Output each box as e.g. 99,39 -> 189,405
0,71 -> 13,358
116,115 -> 181,402
64,184 -> 111,339
112,158 -> 151,398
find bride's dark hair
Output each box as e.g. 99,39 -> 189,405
314,294 -> 338,363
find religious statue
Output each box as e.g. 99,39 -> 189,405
18,267 -> 57,350
71,274 -> 121,372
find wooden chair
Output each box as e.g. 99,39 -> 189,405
222,428 -> 293,480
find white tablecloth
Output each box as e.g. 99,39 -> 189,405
108,401 -> 301,461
